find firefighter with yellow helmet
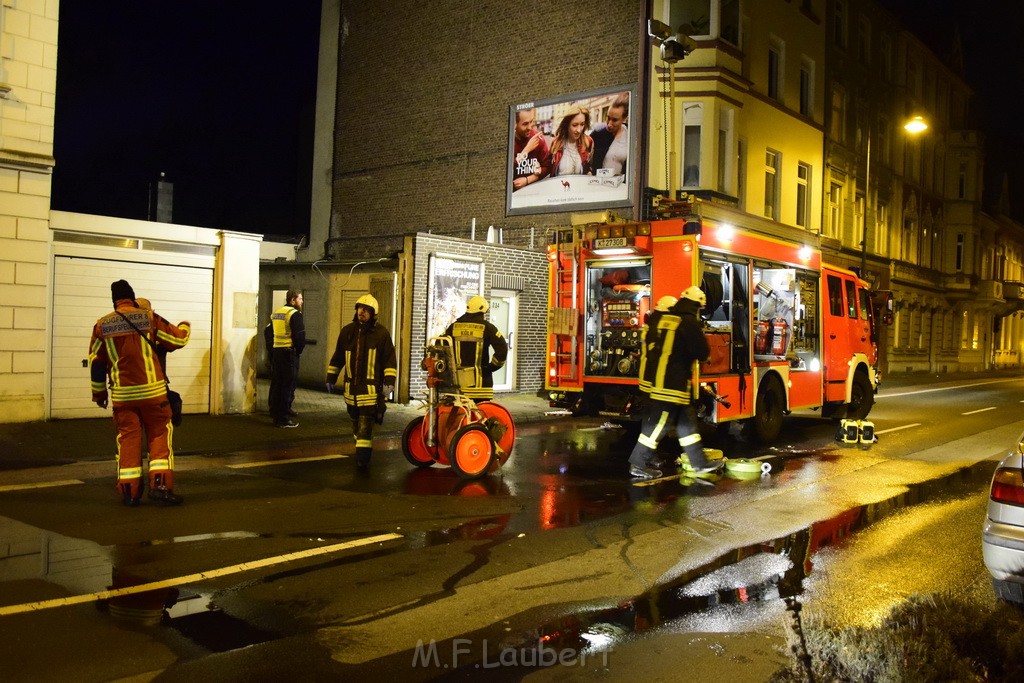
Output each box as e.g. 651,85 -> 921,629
326,293 -> 397,468
628,285 -> 721,480
444,294 -> 509,402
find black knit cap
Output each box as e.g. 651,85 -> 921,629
111,279 -> 136,304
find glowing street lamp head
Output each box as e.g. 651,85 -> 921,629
904,116 -> 928,134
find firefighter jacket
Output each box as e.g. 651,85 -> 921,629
89,299 -> 191,405
268,304 -> 305,354
443,312 -> 509,400
326,316 -> 397,408
637,300 -> 709,405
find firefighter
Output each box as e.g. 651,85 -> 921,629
444,295 -> 509,402
628,285 -> 721,480
325,294 -> 397,468
89,280 -> 191,505
265,289 -> 305,428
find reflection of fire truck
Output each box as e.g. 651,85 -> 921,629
545,198 -> 880,443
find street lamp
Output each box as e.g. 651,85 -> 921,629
859,116 -> 930,275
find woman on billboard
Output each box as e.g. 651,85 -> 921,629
548,105 -> 594,177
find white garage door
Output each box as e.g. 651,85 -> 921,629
51,257 -> 213,419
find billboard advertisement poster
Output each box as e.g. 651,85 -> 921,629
507,85 -> 635,216
426,254 -> 484,341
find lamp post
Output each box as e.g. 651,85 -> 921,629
859,116 -> 929,275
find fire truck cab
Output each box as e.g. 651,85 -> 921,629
546,209 -> 879,443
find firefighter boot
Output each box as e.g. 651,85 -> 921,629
121,482 -> 141,507
355,447 -> 372,469
148,473 -> 183,506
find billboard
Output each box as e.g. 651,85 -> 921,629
426,254 -> 484,341
506,85 -> 635,216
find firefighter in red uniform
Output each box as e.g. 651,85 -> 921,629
628,286 -> 722,480
89,280 -> 191,506
443,295 -> 508,402
325,294 -> 397,468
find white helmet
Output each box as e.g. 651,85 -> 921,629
467,295 -> 489,314
655,295 -> 677,312
355,293 -> 378,314
680,285 -> 706,307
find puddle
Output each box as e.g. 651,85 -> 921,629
428,460 -> 996,677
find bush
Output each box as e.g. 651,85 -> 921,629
772,593 -> 1024,682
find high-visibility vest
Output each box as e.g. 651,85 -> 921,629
271,305 -> 298,348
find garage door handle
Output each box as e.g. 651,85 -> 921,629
82,359 -> 88,368
829,333 -> 837,340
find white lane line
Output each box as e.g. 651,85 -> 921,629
874,423 -> 922,435
0,479 -> 83,493
963,407 -> 997,416
227,454 -> 348,469
0,532 -> 403,617
881,377 -> 1021,399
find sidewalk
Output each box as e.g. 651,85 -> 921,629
0,370 -> 1019,471
0,380 -> 559,470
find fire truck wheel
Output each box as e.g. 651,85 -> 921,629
846,370 -> 874,420
402,417 -> 436,468
450,424 -> 495,479
743,376 -> 785,444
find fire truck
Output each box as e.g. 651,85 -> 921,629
545,198 -> 882,443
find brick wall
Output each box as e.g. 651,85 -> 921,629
407,234 -> 548,398
332,0 -> 644,244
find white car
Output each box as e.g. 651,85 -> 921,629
982,429 -> 1024,604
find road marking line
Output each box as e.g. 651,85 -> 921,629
0,479 -> 83,493
0,532 -> 402,617
874,423 -> 921,435
880,377 -> 1020,399
227,454 -> 349,468
963,407 -> 997,415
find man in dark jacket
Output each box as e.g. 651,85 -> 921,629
266,290 -> 304,428
628,285 -> 721,480
444,295 -> 508,402
325,293 -> 397,468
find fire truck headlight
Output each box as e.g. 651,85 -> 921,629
809,357 -> 821,372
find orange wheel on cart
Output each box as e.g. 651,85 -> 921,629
449,424 -> 494,479
402,417 -> 436,468
476,402 -> 516,466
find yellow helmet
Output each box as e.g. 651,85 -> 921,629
680,285 -> 706,307
655,295 -> 677,312
355,293 -> 378,314
467,295 -> 489,314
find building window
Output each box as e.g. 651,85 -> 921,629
764,150 -> 780,220
958,161 -> 967,199
799,58 -> 814,117
876,202 -> 888,258
956,233 -> 965,272
830,86 -> 846,143
880,34 -> 892,81
828,182 -> 842,238
855,193 -> 865,251
796,162 -> 811,228
857,17 -> 871,63
682,103 -> 703,188
768,38 -> 784,101
834,0 -> 847,49
721,0 -> 740,46
737,138 -> 747,210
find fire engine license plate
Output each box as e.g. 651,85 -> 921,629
593,237 -> 628,248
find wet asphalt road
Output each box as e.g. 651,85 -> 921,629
0,376 -> 1021,681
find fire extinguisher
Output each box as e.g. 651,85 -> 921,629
755,320 -> 771,354
770,318 -> 789,356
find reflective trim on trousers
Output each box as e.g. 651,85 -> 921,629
638,410 -> 670,450
679,432 -> 702,448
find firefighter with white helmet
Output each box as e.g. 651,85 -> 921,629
444,294 -> 509,402
325,293 -> 397,468
628,284 -> 721,480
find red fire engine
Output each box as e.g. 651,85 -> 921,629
545,198 -> 881,443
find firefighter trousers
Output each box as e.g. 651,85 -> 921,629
628,398 -> 708,470
347,404 -> 376,466
113,398 -> 175,500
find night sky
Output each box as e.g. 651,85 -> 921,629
51,1 -> 322,238
50,2 -> 1024,235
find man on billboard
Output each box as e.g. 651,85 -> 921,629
511,107 -> 550,191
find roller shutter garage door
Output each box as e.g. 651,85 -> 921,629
51,257 -> 213,419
